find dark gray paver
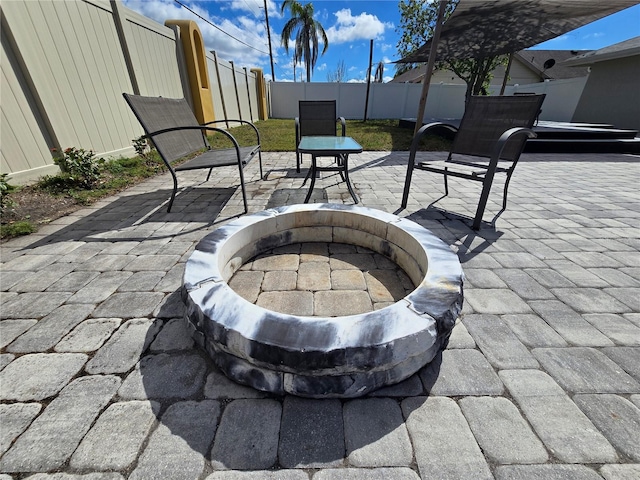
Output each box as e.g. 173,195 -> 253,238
494,269 -> 555,299
314,468 -> 420,479
46,270 -> 99,292
206,471 -> 309,479
0,403 -> 42,456
446,321 -> 476,348
17,473 -> 124,479
494,465 -> 602,480
462,314 -> 539,369
279,397 -> 344,468
124,254 -> 180,271
6,304 -> 94,352
9,263 -> 75,292
118,352 -> 207,400
149,318 -> 194,351
574,394 -> 640,462
0,375 -> 119,472
204,369 -> 267,399
0,354 -> 12,371
344,398 -> 412,467
130,400 -> 220,480
533,347 -> 640,394
368,374 -> 424,397
117,271 -> 164,291
420,349 -> 504,396
500,370 -> 618,463
459,396 -> 548,464
210,399 -> 281,470
550,288 -> 632,313
85,318 -> 161,374
0,353 -> 87,401
402,396 -> 492,480
70,400 -> 159,471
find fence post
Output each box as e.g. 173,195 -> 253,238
212,51 -> 229,128
244,67 -> 254,121
110,0 -> 140,95
230,61 -> 242,121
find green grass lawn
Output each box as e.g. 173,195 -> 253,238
210,118 -> 451,152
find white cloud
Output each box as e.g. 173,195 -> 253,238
325,9 -> 392,44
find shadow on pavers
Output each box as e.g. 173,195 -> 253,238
16,186 -> 237,251
135,289 -> 444,471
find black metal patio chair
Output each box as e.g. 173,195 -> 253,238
123,93 -> 262,213
401,94 -> 546,230
295,100 -> 346,173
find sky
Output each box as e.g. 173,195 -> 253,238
122,0 -> 640,83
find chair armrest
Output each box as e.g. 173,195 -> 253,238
338,117 -> 346,136
408,122 -> 458,165
204,119 -> 261,146
489,127 -> 536,169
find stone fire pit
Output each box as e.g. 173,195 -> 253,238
182,204 -> 463,398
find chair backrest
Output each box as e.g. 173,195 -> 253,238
298,100 -> 338,136
123,93 -> 207,164
451,94 -> 546,161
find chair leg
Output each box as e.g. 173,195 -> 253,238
206,167 -> 214,182
503,172 -> 513,209
473,177 -> 493,230
444,167 -> 449,196
167,172 -> 179,212
296,150 -> 301,173
238,165 -> 248,214
401,158 -> 416,209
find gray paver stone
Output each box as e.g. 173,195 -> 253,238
0,375 -> 120,472
344,398 -> 412,467
459,396 -> 548,464
210,399 -> 281,470
279,397 -> 344,468
130,400 -> 220,480
500,370 -> 618,463
501,314 -> 568,347
583,314 -> 640,345
420,349 -> 504,396
463,314 -> 539,369
446,321 -> 476,348
91,291 -> 166,318
313,467 -> 420,479
533,347 -> 640,393
464,288 -> 532,314
67,271 -> 133,304
21,473 -> 124,480
70,400 -> 159,470
600,464 -> 640,480
10,263 -> 75,292
368,374 -> 424,397
494,269 -> 555,299
7,304 -> 95,353
0,353 -> 87,401
118,352 -> 207,400
602,347 -> 640,383
529,300 -> 614,346
54,318 -> 121,352
0,292 -> 71,319
0,319 -> 37,348
46,270 -> 100,292
0,354 -> 13,371
550,288 -> 632,314
149,318 -> 194,351
494,465 -> 602,480
402,396 -> 492,480
0,403 -> 42,456
124,254 -> 180,271
117,271 -> 164,292
574,394 -> 640,462
85,318 -> 161,374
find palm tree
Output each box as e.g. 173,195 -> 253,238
280,0 -> 328,82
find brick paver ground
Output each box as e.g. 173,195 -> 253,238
1,150 -> 639,479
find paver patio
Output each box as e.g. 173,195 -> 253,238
1,150 -> 639,479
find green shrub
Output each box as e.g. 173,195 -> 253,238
0,221 -> 35,238
52,147 -> 103,188
0,173 -> 15,215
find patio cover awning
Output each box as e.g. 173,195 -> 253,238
399,0 -> 640,63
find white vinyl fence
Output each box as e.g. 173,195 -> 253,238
1,0 -> 258,184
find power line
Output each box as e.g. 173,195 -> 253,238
173,0 -> 270,55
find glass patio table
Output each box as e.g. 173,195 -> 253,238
297,135 -> 363,204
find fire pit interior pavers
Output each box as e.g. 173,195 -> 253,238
182,203 -> 464,398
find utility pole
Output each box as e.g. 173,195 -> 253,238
263,0 -> 275,81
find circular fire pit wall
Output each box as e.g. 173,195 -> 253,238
182,204 -> 464,398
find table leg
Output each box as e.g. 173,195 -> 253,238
304,155 -> 318,203
341,154 -> 358,204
